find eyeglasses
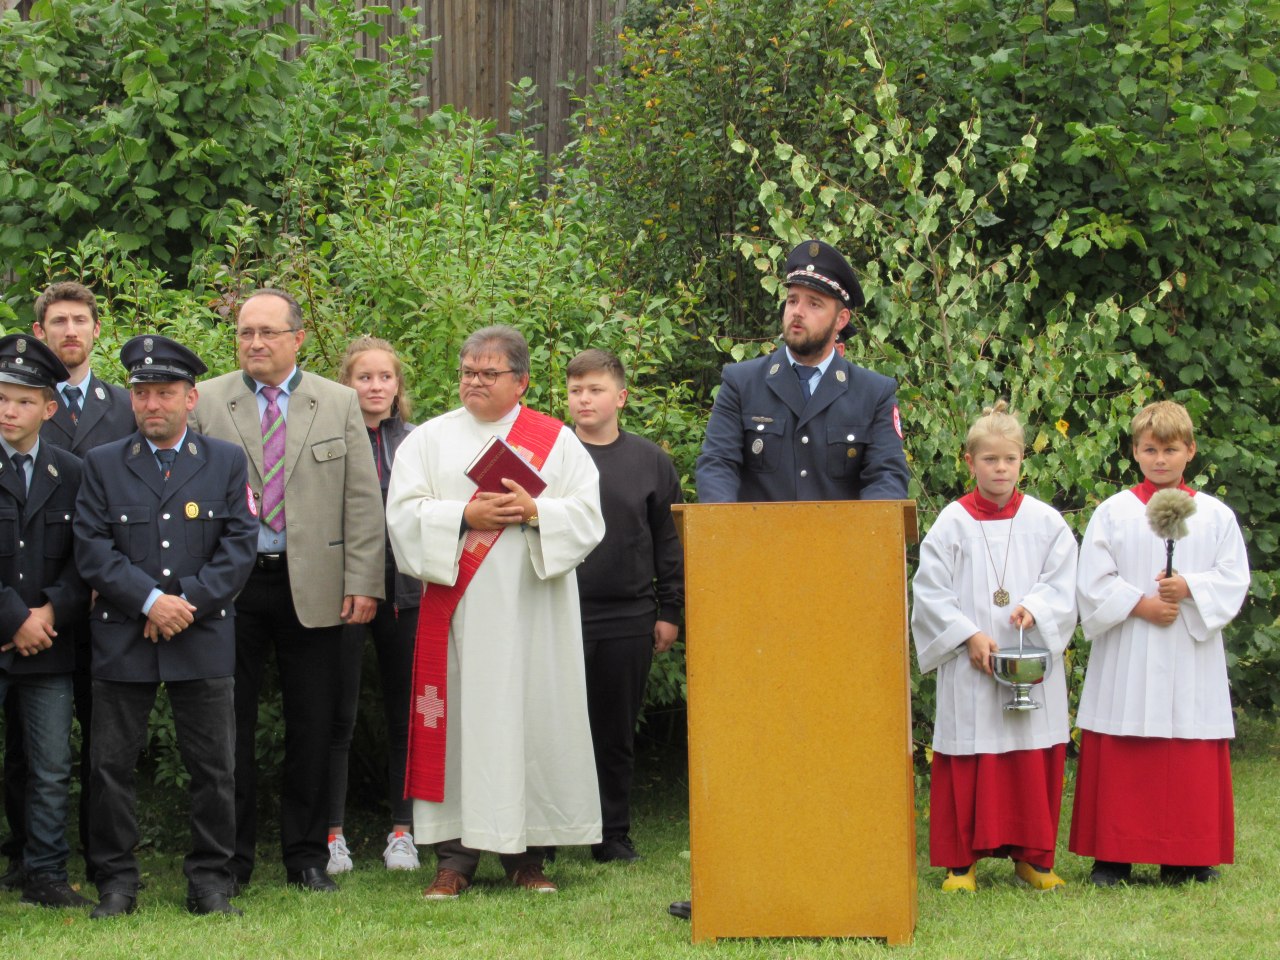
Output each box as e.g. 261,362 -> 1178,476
458,368 -> 516,385
237,327 -> 298,343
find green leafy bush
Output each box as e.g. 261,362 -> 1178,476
0,0 -> 300,275
578,0 -> 1280,727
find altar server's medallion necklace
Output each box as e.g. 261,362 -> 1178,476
979,514 -> 1015,607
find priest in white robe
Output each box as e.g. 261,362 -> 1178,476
386,325 -> 604,899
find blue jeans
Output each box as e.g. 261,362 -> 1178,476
0,672 -> 73,879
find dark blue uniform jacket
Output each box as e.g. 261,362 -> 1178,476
0,443 -> 87,675
74,430 -> 257,682
696,349 -> 910,503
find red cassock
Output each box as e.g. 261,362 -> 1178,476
930,744 -> 1067,869
1069,731 -> 1233,866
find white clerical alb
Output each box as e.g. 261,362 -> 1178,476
386,405 -> 605,852
1075,489 -> 1249,740
912,494 -> 1078,756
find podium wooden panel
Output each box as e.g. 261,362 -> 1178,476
673,500 -> 918,945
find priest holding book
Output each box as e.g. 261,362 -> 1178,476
386,325 -> 604,900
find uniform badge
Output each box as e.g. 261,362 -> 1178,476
185,502 -> 199,519
187,442 -> 197,456
131,442 -> 141,455
835,369 -> 847,383
95,386 -> 106,401
751,416 -> 774,423
751,438 -> 764,455
47,464 -> 58,477
15,339 -> 25,353
143,337 -> 154,352
893,404 -> 903,439
144,356 -> 153,365
808,242 -> 820,258
12,357 -> 21,365
769,363 -> 780,376
246,482 -> 258,518
847,448 -> 858,459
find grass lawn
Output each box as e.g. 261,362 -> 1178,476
2,719 -> 1277,960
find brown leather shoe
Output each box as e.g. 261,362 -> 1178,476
508,863 -> 557,893
422,868 -> 471,900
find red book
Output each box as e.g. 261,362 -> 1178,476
465,435 -> 547,496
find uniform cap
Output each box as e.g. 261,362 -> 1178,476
120,335 -> 208,385
782,239 -> 866,338
0,334 -> 70,389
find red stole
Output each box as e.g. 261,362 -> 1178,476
405,406 -> 564,803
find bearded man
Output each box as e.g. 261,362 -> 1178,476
695,239 -> 910,504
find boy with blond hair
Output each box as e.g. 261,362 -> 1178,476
912,401 -> 1077,893
1070,401 -> 1249,886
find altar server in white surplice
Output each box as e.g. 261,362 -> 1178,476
1069,401 -> 1249,888
386,325 -> 603,900
912,401 -> 1077,894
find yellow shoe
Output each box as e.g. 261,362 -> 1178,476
941,866 -> 976,892
1014,860 -> 1065,891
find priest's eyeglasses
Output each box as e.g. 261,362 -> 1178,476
458,368 -> 516,385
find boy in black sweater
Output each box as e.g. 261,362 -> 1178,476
567,350 -> 684,863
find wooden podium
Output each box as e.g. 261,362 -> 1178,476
673,500 -> 918,945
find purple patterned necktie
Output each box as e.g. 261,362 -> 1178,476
260,386 -> 286,532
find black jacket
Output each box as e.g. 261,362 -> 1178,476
0,442 -> 88,675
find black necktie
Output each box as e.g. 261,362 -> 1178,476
794,364 -> 819,397
156,447 -> 177,481
10,452 -> 30,501
64,385 -> 83,424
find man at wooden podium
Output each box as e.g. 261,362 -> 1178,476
695,239 -> 909,504
673,238 -> 910,919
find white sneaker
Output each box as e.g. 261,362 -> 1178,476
327,834 -> 353,875
383,831 -> 420,871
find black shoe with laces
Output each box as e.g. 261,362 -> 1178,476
20,873 -> 93,908
0,859 -> 24,891
1160,864 -> 1220,885
1089,860 -> 1132,887
592,835 -> 641,863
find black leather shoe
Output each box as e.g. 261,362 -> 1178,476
286,867 -> 339,892
0,859 -> 24,891
669,899 -> 691,920
20,873 -> 93,908
1090,861 -> 1132,887
90,892 -> 137,919
186,891 -> 243,916
593,836 -> 642,863
1160,864 -> 1220,885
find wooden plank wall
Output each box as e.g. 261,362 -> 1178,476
270,0 -> 629,159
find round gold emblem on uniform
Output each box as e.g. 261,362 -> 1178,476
185,502 -> 200,519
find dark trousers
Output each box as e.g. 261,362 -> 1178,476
89,677 -> 235,897
434,838 -> 541,879
329,566 -> 417,827
2,626 -> 94,873
231,564 -> 344,880
583,632 -> 653,840
1,696 -> 26,864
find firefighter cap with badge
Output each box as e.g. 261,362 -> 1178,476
120,334 -> 208,385
782,239 -> 866,340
